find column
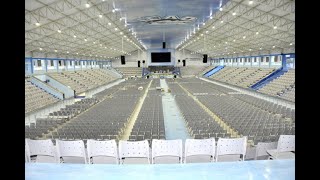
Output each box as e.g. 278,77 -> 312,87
281,54 -> 287,71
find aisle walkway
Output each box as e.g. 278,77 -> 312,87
160,79 -> 191,141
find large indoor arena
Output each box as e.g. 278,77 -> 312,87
25,0 -> 295,179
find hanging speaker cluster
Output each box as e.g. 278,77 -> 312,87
163,42 -> 166,49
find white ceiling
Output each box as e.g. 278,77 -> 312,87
177,0 -> 295,58
25,0 -> 295,60
25,0 -> 145,60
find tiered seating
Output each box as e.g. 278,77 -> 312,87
210,67 -> 275,88
180,66 -> 213,77
48,72 -> 88,93
63,71 -> 96,90
25,80 -> 60,113
115,67 -> 142,77
48,69 -> 118,94
239,68 -> 275,88
129,88 -> 165,142
199,66 -> 216,76
75,69 -> 116,86
280,87 -> 295,102
210,67 -> 242,81
258,69 -> 295,102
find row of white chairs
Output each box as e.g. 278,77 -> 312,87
25,135 -> 294,164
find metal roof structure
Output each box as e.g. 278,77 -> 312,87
25,0 -> 294,60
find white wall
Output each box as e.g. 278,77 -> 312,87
175,50 -> 209,67
112,50 -> 147,67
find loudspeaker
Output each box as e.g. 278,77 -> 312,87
178,59 -> 180,63
203,54 -> 208,63
147,75 -> 149,79
121,56 -> 125,65
162,42 -> 166,49
182,60 -> 186,66
138,61 -> 141,67
174,75 -> 176,78
142,60 -> 145,64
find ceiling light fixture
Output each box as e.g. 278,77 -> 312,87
108,22 -> 112,26
243,36 -> 246,39
57,29 -> 61,33
232,12 -> 236,16
273,26 -> 277,29
54,50 -> 57,52
85,3 -> 90,8
249,0 -> 254,5
35,22 -> 40,26
219,7 -> 223,11
220,20 -> 224,23
256,32 -> 259,35
99,14 -> 103,18
39,48 -> 42,51
73,35 -> 77,38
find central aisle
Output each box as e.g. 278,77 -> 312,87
160,79 -> 191,141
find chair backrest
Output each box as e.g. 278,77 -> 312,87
119,140 -> 150,163
184,138 -> 215,163
216,136 -> 247,162
152,139 -> 182,164
277,135 -> 295,152
255,142 -> 277,160
56,139 -> 87,164
87,139 -> 118,164
25,138 -> 56,163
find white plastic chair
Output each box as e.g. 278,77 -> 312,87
216,136 -> 247,162
267,135 -> 295,159
25,138 -> 56,163
56,139 -> 87,164
87,139 -> 118,164
254,142 -> 277,160
119,140 -> 150,164
184,138 -> 215,163
151,139 -> 182,164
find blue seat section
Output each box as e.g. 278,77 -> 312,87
203,65 -> 224,77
